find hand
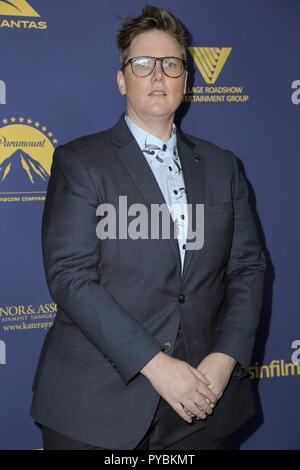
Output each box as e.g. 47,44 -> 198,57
140,352 -> 218,423
197,352 -> 236,401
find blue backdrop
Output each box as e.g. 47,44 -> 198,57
0,0 -> 299,450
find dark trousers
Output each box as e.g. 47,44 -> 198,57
40,326 -> 238,450
41,423 -> 235,450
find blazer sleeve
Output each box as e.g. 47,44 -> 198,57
211,152 -> 266,376
42,144 -> 163,385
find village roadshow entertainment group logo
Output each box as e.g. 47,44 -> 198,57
186,46 -> 249,104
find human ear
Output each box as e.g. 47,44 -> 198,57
117,70 -> 126,96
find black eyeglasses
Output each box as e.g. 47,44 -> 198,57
122,56 -> 187,78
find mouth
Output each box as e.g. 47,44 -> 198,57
148,91 -> 167,96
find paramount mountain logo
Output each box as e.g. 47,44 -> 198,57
0,149 -> 49,190
185,46 -> 249,104
0,0 -> 47,29
0,116 -> 58,202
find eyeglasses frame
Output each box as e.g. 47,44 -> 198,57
122,56 -> 188,78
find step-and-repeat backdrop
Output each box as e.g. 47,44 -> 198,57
0,0 -> 299,450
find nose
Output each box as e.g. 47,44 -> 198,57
151,59 -> 164,81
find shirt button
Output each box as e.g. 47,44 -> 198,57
181,214 -> 185,219
178,294 -> 185,303
169,166 -> 172,171
182,244 -> 186,249
173,190 -> 178,195
163,342 -> 171,352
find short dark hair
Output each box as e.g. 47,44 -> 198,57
117,5 -> 188,66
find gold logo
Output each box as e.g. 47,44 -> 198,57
0,117 -> 58,202
189,47 -> 232,84
0,303 -> 56,333
0,0 -> 39,17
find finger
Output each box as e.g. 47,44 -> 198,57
182,406 -> 196,419
182,401 -> 206,422
173,403 -> 193,424
205,397 -> 215,409
208,382 -> 223,400
184,400 -> 207,420
188,367 -> 216,402
195,406 -> 208,420
191,369 -> 219,402
191,411 -> 206,421
192,392 -> 213,415
190,405 -> 207,420
196,382 -> 218,404
194,394 -> 213,414
190,366 -> 211,385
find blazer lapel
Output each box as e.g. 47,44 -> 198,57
177,131 -> 206,283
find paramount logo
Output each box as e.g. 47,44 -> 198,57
0,0 -> 47,29
0,80 -> 5,104
0,149 -> 49,188
0,116 -> 57,197
0,135 -> 46,148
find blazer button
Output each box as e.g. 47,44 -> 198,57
163,342 -> 171,352
178,294 -> 185,303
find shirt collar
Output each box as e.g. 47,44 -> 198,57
124,114 -> 177,161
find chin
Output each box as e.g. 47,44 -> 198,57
145,105 -> 173,118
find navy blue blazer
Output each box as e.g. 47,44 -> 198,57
30,114 -> 266,448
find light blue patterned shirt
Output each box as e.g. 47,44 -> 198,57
124,114 -> 188,272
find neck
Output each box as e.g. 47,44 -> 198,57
127,110 -> 174,141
